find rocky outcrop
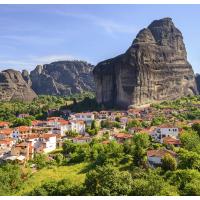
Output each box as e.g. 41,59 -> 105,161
0,69 -> 37,102
22,69 -> 32,86
93,18 -> 198,109
196,74 -> 200,93
30,61 -> 95,96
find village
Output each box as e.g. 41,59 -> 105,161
0,101 -> 199,168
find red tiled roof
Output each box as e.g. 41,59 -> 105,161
40,134 -> 57,139
113,133 -> 133,139
147,149 -> 176,158
0,139 -> 13,144
0,128 -> 13,135
163,137 -> 181,145
0,121 -> 9,127
17,126 -> 31,132
102,140 -> 110,144
31,120 -> 43,126
157,125 -> 179,129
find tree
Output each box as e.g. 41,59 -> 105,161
32,154 -> 48,169
127,119 -> 141,129
161,153 -> 177,171
85,165 -> 133,195
180,130 -> 200,152
184,179 -> 200,195
0,163 -> 22,195
11,118 -> 31,127
151,116 -> 166,126
54,153 -> 65,166
62,140 -> 77,155
131,169 -> 179,196
178,149 -> 200,170
65,130 -> 78,137
132,133 -> 150,167
166,169 -> 200,193
192,123 -> 200,137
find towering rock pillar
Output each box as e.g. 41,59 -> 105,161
93,18 -> 198,109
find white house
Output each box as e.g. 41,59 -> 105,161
51,120 -> 71,136
70,120 -> 85,134
151,125 -> 179,143
39,134 -> 57,153
70,113 -> 94,126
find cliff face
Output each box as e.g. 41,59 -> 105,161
93,18 -> 198,109
196,74 -> 200,93
30,61 -> 95,96
0,69 -> 37,102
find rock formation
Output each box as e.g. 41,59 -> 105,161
22,69 -> 32,86
196,74 -> 200,93
93,18 -> 198,109
0,69 -> 37,102
30,61 -> 95,96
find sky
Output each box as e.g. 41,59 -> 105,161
0,4 -> 200,73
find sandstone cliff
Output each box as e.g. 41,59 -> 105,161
30,61 -> 95,96
93,18 -> 198,109
0,69 -> 37,102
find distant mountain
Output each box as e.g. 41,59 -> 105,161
0,60 -> 95,102
29,61 -> 95,96
93,18 -> 198,109
0,69 -> 37,102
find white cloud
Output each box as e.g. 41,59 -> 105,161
0,53 -> 93,72
55,11 -> 137,36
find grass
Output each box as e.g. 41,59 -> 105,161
16,162 -> 88,196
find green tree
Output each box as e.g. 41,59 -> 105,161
161,153 -> 177,171
0,163 -> 22,195
85,165 -> 133,195
192,123 -> 200,137
178,149 -> 200,170
132,133 -> 150,167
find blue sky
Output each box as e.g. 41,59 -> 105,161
0,4 -> 200,73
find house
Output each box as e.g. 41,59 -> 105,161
0,128 -> 13,139
0,138 -> 15,150
163,136 -> 181,147
11,141 -> 33,161
31,120 -> 46,127
98,111 -> 109,119
147,149 -> 177,167
119,117 -> 129,124
46,117 -> 63,127
0,121 -> 9,129
36,134 -> 57,153
111,133 -> 133,143
53,119 -> 71,136
17,113 -> 30,118
72,136 -> 92,144
151,125 -> 179,143
12,126 -> 32,140
70,120 -> 85,134
70,112 -> 95,125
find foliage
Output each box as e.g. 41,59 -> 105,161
30,179 -> 84,196
11,118 -> 32,127
0,163 -> 22,195
161,153 -> 177,171
85,165 -> 133,195
178,149 -> 200,170
180,130 -> 200,152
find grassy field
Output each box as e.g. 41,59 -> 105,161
16,162 -> 88,196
